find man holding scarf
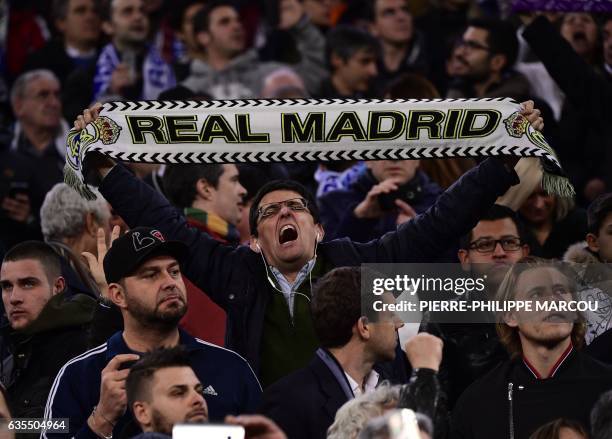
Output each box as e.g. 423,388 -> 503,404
74,101 -> 543,388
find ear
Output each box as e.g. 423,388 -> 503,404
12,97 -> 24,118
132,401 -> 151,429
330,53 -> 345,71
586,233 -> 600,253
356,316 -> 371,340
503,311 -> 519,328
249,238 -> 260,253
85,212 -> 98,237
52,276 -> 66,296
108,282 -> 128,310
101,20 -> 114,37
489,53 -> 507,74
521,244 -> 530,257
55,18 -> 67,35
195,31 -> 210,48
457,249 -> 470,269
196,178 -> 213,201
315,224 -> 324,242
368,21 -> 379,37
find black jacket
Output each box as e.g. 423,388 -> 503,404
451,349 -> 612,439
586,327 -> 612,365
260,350 -> 444,439
260,352 -> 351,439
0,293 -> 95,419
98,158 -> 518,375
424,320 -> 508,409
23,39 -> 98,87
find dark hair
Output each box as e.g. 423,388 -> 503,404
467,18 -> 519,71
311,267 -> 370,348
126,346 -> 192,407
459,204 -> 527,249
529,418 -> 587,439
101,0 -> 112,22
192,0 -> 236,36
591,390 -> 612,439
237,164 -> 289,204
163,164 -> 225,209
2,241 -> 62,282
248,180 -> 319,236
53,0 -> 101,24
384,73 -> 440,99
325,25 -> 380,69
52,0 -> 72,21
587,193 -> 612,235
167,0 -> 206,31
363,0 -> 409,23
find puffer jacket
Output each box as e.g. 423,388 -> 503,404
0,292 -> 95,419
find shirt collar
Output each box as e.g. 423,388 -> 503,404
65,44 -> 96,59
344,370 -> 380,397
522,342 -> 573,380
106,328 -> 199,360
269,258 -> 316,294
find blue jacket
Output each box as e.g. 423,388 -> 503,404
42,330 -> 261,439
318,169 -> 442,242
97,159 -> 517,376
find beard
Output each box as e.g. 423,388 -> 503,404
126,292 -> 188,331
520,322 -> 573,349
150,408 -> 174,436
455,56 -> 491,83
149,407 -> 207,435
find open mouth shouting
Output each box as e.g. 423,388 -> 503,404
279,224 -> 299,246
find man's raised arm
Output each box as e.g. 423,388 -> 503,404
75,105 -> 245,310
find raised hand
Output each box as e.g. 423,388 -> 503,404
82,226 -> 121,299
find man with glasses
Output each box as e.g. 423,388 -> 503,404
76,102 -> 541,388
421,204 -> 530,407
447,18 -> 530,100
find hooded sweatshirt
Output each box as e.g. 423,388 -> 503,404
181,50 -> 282,99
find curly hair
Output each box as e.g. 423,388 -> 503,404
327,383 -> 400,439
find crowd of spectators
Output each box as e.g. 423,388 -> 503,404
0,0 -> 611,438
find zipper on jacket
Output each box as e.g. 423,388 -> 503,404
508,382 -> 515,439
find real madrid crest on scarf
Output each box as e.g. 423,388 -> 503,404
64,98 -> 574,200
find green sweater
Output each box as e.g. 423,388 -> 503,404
259,257 -> 331,388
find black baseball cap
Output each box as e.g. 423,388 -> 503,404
103,227 -> 189,284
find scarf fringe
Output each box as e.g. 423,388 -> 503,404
64,164 -> 96,200
542,172 -> 576,198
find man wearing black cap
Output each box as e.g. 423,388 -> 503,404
43,227 -> 262,439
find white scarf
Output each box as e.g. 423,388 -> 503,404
64,97 -> 572,199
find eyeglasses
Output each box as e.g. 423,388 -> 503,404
257,198 -> 309,222
457,39 -> 491,52
468,237 -> 522,253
